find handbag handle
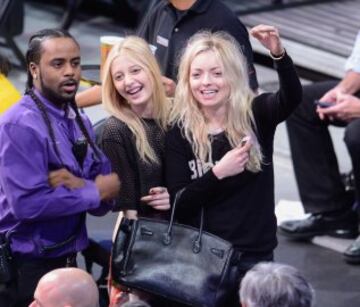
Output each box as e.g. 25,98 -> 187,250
163,188 -> 204,253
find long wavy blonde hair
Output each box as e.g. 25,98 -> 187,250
170,31 -> 262,172
102,36 -> 170,164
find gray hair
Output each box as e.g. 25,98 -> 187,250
122,300 -> 151,307
240,262 -> 314,307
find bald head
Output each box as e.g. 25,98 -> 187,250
29,268 -> 99,307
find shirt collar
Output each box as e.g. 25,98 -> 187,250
189,0 -> 212,13
33,88 -> 75,120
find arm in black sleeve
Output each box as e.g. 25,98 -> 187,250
253,53 -> 302,128
165,126 -> 221,213
101,136 -> 138,212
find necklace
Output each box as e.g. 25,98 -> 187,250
207,127 -> 224,135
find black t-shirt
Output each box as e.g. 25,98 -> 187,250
137,0 -> 259,90
165,54 -> 302,254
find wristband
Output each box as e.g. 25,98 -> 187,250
269,49 -> 286,60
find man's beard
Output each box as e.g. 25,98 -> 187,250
39,76 -> 78,108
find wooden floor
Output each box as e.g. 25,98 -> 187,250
225,0 -> 360,78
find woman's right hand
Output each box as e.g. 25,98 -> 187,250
212,139 -> 251,180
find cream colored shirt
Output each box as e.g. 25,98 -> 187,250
345,30 -> 360,73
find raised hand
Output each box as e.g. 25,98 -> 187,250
250,24 -> 284,57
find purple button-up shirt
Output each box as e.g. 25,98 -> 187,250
0,90 -> 112,258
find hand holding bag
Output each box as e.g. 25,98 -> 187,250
111,189 -> 240,307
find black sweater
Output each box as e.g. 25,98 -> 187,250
165,54 -> 302,254
101,117 -> 166,217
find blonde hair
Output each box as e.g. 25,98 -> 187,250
102,36 -> 170,164
171,31 -> 262,172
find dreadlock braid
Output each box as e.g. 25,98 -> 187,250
27,89 -> 102,165
26,89 -> 65,166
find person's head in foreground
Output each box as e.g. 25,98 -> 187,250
29,268 -> 99,307
240,262 -> 314,307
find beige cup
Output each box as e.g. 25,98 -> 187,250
100,36 -> 124,70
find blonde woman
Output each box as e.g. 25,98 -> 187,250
100,36 -> 171,305
166,25 -> 302,306
101,36 -> 171,220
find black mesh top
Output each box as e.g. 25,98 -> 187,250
100,116 -> 166,217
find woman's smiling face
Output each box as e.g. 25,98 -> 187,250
189,49 -> 230,111
111,54 -> 153,109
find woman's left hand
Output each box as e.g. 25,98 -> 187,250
140,186 -> 170,211
250,24 -> 284,57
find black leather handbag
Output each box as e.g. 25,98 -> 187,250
111,190 -> 240,307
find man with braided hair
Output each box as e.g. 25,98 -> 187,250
0,29 -> 120,307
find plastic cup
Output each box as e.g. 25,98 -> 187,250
100,36 -> 124,70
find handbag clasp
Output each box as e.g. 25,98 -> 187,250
162,233 -> 171,245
